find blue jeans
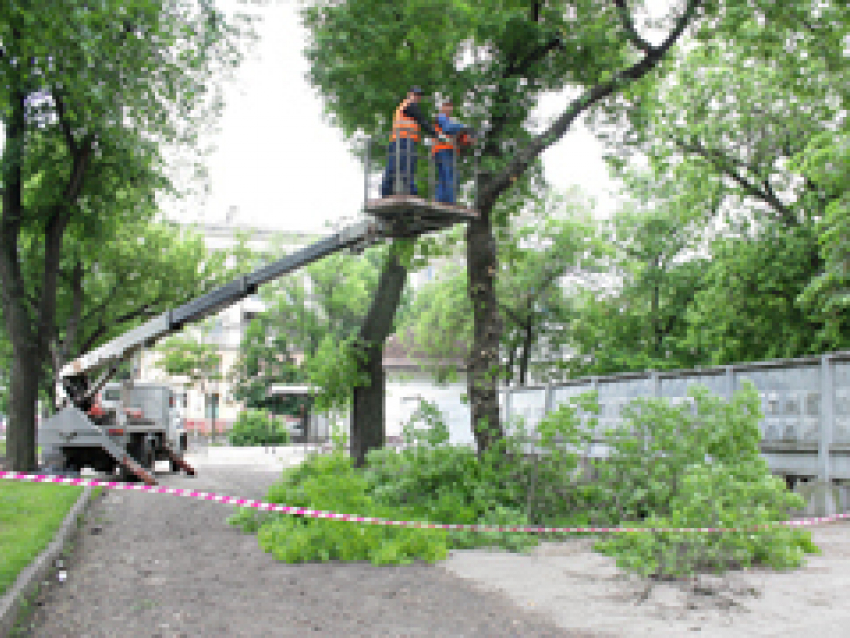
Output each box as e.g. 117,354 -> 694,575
435,149 -> 455,204
381,139 -> 418,197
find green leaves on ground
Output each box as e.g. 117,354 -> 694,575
588,382 -> 817,578
228,451 -> 448,565
232,383 -> 817,575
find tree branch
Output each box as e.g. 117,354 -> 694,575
52,90 -> 78,157
481,0 -> 701,208
614,0 -> 654,54
674,137 -> 796,226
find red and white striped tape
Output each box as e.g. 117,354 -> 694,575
2,471 -> 848,533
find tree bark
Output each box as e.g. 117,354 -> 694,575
0,79 -> 41,471
351,245 -> 408,467
466,201 -> 504,454
1,73 -> 90,470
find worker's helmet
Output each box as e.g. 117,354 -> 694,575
410,86 -> 423,95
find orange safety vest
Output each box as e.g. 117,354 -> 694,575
432,119 -> 454,155
390,97 -> 420,143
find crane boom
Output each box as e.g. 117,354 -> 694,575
59,218 -> 382,383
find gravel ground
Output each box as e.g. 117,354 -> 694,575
17,456 -> 592,637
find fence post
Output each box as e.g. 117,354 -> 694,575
650,370 -> 660,399
819,354 -> 835,483
724,365 -> 734,401
544,383 -> 554,415
590,377 -> 599,437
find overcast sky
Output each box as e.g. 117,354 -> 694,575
171,1 -> 651,232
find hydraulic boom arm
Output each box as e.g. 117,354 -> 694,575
59,218 -> 383,409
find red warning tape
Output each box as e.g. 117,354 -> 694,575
2,471 -> 848,533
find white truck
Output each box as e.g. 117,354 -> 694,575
41,381 -> 192,482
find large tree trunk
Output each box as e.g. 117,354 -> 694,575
0,82 -> 40,471
466,203 -> 505,455
350,245 -> 408,467
1,77 -> 88,471
5,336 -> 40,471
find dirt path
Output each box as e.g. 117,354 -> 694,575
442,521 -> 850,637
18,459 -> 589,637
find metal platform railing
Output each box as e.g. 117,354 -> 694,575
361,129 -> 481,238
363,129 -> 480,209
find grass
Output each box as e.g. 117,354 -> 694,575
0,481 -> 85,597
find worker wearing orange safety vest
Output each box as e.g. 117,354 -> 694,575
433,98 -> 474,204
380,87 -> 441,197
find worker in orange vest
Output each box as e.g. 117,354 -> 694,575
433,98 -> 474,204
380,87 -> 441,197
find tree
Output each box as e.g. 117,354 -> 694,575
0,1 -> 251,470
302,0 -> 723,453
156,323 -> 223,440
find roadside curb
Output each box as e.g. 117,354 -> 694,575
0,483 -> 95,637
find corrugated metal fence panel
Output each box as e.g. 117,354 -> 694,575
834,361 -> 850,445
734,363 -> 820,444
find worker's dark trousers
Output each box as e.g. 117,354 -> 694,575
435,150 -> 455,204
381,139 -> 418,197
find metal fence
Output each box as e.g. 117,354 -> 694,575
500,351 -> 850,483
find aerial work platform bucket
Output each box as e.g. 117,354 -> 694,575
362,131 -> 479,238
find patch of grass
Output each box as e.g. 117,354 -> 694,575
0,481 -> 84,597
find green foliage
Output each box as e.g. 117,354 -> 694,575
229,312 -> 305,413
584,21 -> 850,373
363,401 -> 540,553
228,410 -> 290,447
682,224 -> 848,364
232,387 -> 817,575
245,242 -> 400,413
402,189 -> 604,383
303,335 -> 370,413
578,382 -> 817,577
156,328 -> 222,386
228,451 -> 448,565
595,463 -> 818,578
